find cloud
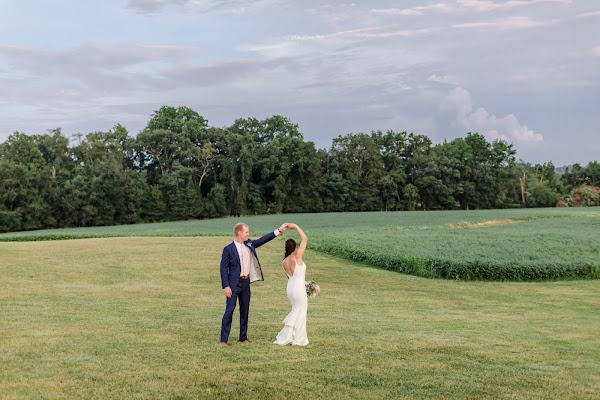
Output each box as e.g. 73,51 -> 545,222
427,74 -> 460,85
594,46 -> 600,56
371,4 -> 451,16
372,0 -> 572,17
126,0 -> 260,14
453,16 -> 553,30
127,0 -> 189,14
455,0 -> 570,13
285,26 -> 435,42
160,58 -> 264,87
0,43 -> 269,109
244,25 -> 439,60
576,10 -> 600,18
441,87 -> 543,144
0,43 -> 199,74
0,45 -> 164,106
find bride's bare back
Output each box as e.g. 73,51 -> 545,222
283,255 -> 297,277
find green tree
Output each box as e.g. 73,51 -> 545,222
142,185 -> 167,222
136,106 -> 212,218
323,173 -> 355,212
170,185 -> 200,220
256,116 -> 305,213
402,183 -> 419,211
284,141 -> 325,213
403,133 -> 432,187
579,186 -> 600,206
330,133 -> 384,211
0,132 -> 57,230
219,121 -> 259,216
371,130 -> 407,210
531,161 -> 557,188
561,163 -> 586,190
569,185 -> 600,207
89,158 -> 126,226
122,171 -> 146,224
60,172 -> 97,227
204,183 -> 228,218
526,181 -> 559,207
378,174 -> 398,211
586,161 -> 600,187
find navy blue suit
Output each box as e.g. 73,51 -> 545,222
220,231 -> 277,343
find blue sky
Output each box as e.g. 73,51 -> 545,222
0,0 -> 598,165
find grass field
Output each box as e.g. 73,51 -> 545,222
1,207 -> 598,241
1,237 -> 599,399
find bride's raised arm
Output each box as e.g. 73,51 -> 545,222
288,223 -> 308,263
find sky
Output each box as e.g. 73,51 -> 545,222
0,0 -> 598,166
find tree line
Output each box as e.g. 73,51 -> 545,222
1,106 -> 599,233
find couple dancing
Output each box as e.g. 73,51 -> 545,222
219,222 -> 310,346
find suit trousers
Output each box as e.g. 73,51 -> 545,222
220,277 -> 251,343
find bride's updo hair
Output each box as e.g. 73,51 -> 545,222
284,238 -> 297,260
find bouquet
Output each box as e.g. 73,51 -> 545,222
305,280 -> 320,298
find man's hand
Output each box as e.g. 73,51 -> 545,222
278,223 -> 290,232
224,287 -> 232,298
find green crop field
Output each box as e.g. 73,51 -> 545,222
1,237 -> 599,399
0,207 -> 597,240
2,207 -> 599,281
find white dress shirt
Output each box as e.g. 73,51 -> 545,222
234,240 -> 250,277
234,229 -> 280,277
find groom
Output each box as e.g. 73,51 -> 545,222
219,222 -> 288,345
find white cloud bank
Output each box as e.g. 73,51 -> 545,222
442,87 -> 543,144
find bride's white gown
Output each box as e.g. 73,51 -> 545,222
273,262 -> 309,346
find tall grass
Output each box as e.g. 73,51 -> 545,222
311,215 -> 600,280
1,207 -> 599,281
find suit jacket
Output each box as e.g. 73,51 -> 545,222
220,231 -> 277,289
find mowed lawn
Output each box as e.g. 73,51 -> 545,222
1,237 -> 599,399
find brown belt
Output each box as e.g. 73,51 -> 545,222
240,275 -> 249,280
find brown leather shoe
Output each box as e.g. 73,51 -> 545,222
219,342 -> 228,346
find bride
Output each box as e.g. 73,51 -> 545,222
273,223 -> 309,346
